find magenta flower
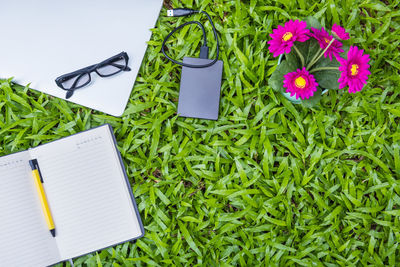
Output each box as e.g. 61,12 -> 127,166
283,67 -> 318,99
337,46 -> 370,93
309,27 -> 344,60
268,20 -> 310,57
332,23 -> 350,40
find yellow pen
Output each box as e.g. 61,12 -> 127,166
29,159 -> 56,237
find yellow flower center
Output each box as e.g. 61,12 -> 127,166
350,64 -> 359,76
295,76 -> 306,89
282,32 -> 293,41
324,37 -> 330,43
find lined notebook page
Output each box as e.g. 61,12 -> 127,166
29,125 -> 142,260
0,152 -> 60,267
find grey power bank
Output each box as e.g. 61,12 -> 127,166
177,57 -> 223,120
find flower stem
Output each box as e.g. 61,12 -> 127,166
306,39 -> 335,70
307,48 -> 322,70
309,67 -> 339,73
293,44 -> 305,68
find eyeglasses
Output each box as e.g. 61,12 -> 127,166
55,52 -> 131,99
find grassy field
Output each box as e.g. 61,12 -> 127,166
1,0 -> 400,266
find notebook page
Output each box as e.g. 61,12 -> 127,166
0,151 -> 61,267
29,125 -> 142,260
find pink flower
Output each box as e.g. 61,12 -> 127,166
283,67 -> 318,99
337,46 -> 370,93
268,20 -> 310,57
309,27 -> 344,60
332,23 -> 350,40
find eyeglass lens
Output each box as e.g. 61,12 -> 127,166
61,73 -> 91,90
96,57 -> 127,77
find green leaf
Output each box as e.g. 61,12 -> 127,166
296,38 -> 321,66
268,60 -> 298,92
368,16 -> 391,43
285,51 -> 301,69
360,3 -> 391,12
384,210 -> 400,216
311,56 -> 341,89
301,87 -> 323,107
178,221 -> 202,256
389,109 -> 400,117
304,16 -> 322,29
324,206 -> 343,223
265,215 -> 287,226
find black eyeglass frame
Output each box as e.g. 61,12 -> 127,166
55,51 -> 131,99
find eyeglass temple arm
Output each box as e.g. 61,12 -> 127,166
56,63 -> 97,83
65,73 -> 87,99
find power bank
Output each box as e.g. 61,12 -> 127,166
177,57 -> 223,120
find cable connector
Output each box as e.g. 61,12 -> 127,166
199,46 -> 209,59
162,9 -> 220,68
167,8 -> 196,17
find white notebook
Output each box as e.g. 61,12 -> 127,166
0,124 -> 144,267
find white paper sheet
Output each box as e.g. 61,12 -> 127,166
0,152 -> 60,267
0,0 -> 162,116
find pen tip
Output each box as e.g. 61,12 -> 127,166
50,229 -> 56,237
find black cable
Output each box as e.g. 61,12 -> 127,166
163,21 -> 207,49
162,9 -> 220,68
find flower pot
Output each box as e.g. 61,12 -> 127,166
277,55 -> 328,104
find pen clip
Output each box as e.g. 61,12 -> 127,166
29,159 -> 44,183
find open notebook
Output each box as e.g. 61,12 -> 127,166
0,124 -> 144,267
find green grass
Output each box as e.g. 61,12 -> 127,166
1,0 -> 400,266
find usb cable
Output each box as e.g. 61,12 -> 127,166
161,8 -> 220,68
